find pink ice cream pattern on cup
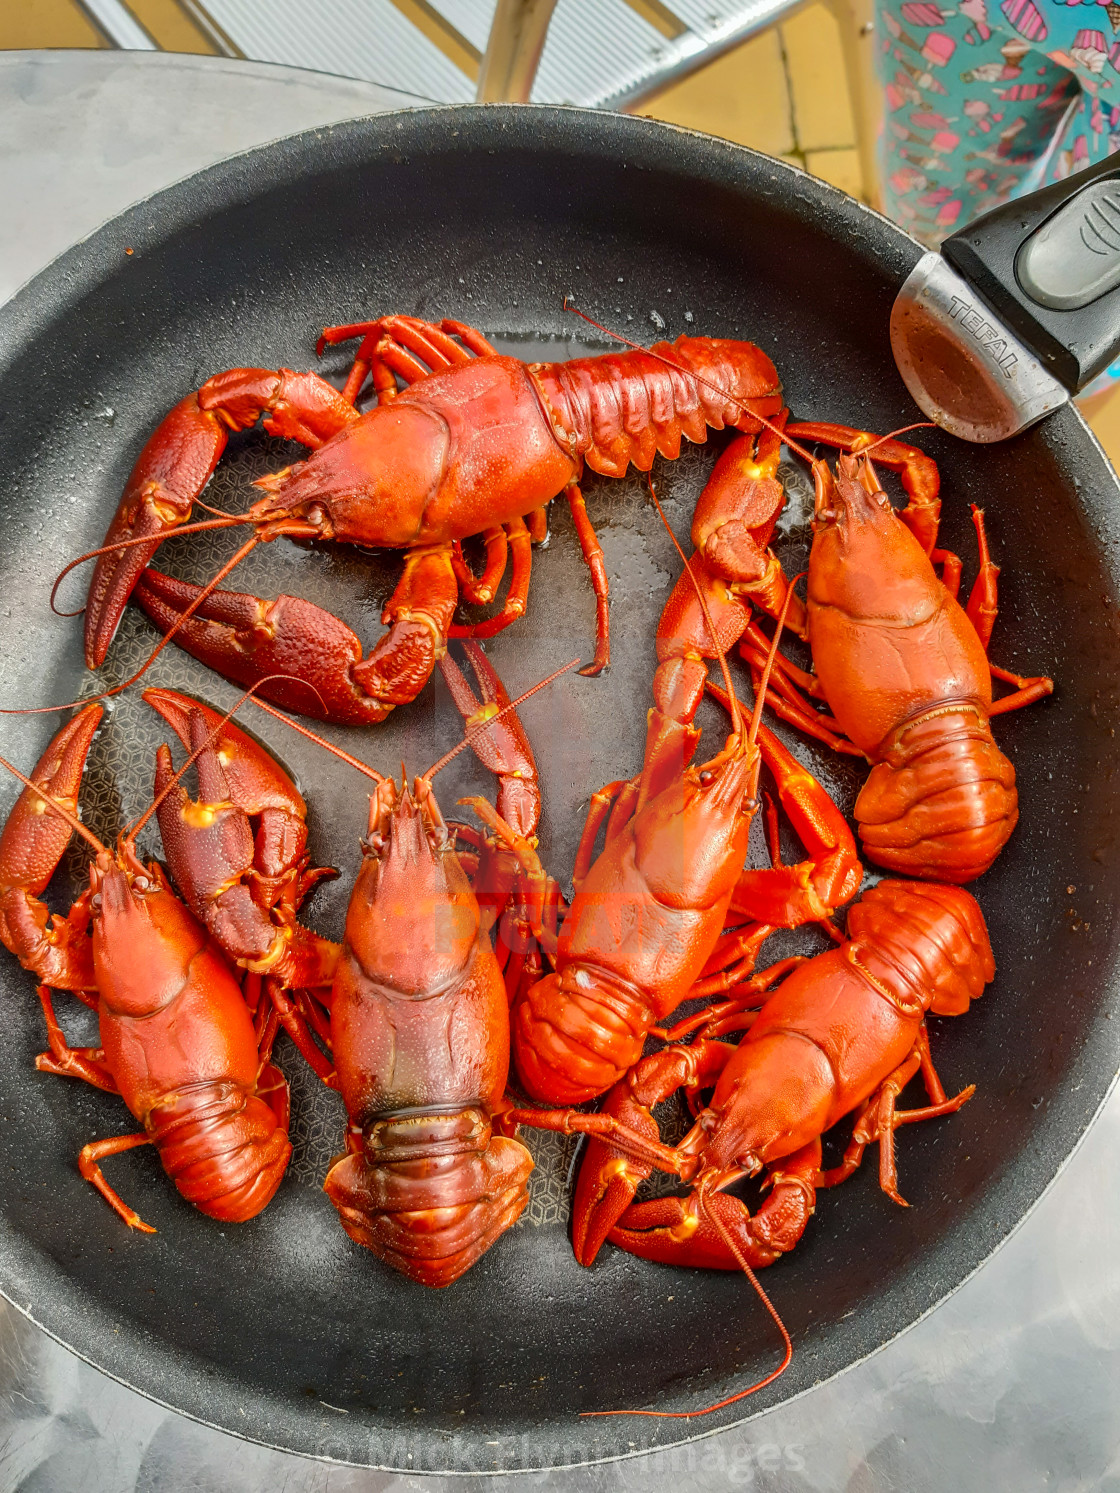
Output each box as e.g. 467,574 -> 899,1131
964,98 -> 993,130
936,199 -> 963,227
1001,0 -> 1047,42
959,0 -> 992,41
901,2 -> 946,22
999,80 -> 1048,98
1071,27 -> 1108,71
921,30 -> 956,64
889,167 -> 929,193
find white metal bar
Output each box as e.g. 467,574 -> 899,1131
597,0 -> 808,110
77,0 -> 158,49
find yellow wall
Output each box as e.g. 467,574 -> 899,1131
1,0 -> 107,49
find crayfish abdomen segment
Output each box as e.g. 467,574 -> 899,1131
854,710 -> 1018,883
323,1109 -> 533,1287
845,880 -> 995,1016
530,337 -> 782,478
511,968 -> 652,1106
147,1080 -> 291,1223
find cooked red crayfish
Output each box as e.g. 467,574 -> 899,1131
571,879 -> 993,1272
142,688 -> 341,1082
271,644 -> 555,1285
736,425 -> 1052,882
506,557 -> 861,1106
258,644 -> 682,1286
81,315 -> 782,723
648,410 -> 1052,883
0,701 -> 313,1228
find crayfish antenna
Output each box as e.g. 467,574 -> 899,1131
49,515 -> 251,617
6,532 -> 265,719
247,656 -> 581,797
861,421 -> 937,452
33,506 -> 326,717
580,1183 -> 793,1420
747,573 -> 801,748
248,701 -> 387,785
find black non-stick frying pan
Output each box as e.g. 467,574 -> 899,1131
0,106 -> 1117,1475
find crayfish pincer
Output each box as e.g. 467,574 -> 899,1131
0,704 -> 293,1229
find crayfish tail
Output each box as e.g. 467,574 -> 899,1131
531,337 -> 782,480
855,708 -> 1017,884
510,970 -> 648,1105
148,1081 -> 292,1223
324,1119 -> 533,1287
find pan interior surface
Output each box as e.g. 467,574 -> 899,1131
0,108 -> 1117,1473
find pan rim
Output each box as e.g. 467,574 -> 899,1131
0,102 -> 1116,1473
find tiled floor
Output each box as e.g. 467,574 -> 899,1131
4,0 -> 1120,462
633,5 -> 864,198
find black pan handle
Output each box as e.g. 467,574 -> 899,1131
941,153 -> 1120,393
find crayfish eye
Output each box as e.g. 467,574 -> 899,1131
699,770 -> 714,785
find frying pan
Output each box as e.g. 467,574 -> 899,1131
0,106 -> 1117,1475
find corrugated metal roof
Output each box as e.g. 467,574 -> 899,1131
202,0 -> 471,100
531,0 -> 682,105
432,0 -> 497,55
197,0 -> 796,108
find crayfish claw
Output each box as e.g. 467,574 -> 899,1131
0,704 -> 103,990
609,1142 -> 820,1271
439,644 -> 541,839
84,395 -> 228,668
135,574 -> 394,725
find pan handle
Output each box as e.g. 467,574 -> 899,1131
941,153 -> 1120,394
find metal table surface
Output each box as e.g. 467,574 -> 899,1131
0,49 -> 1116,1493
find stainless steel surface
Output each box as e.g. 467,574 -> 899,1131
0,48 -> 1116,1488
890,252 -> 1070,443
0,51 -> 424,308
